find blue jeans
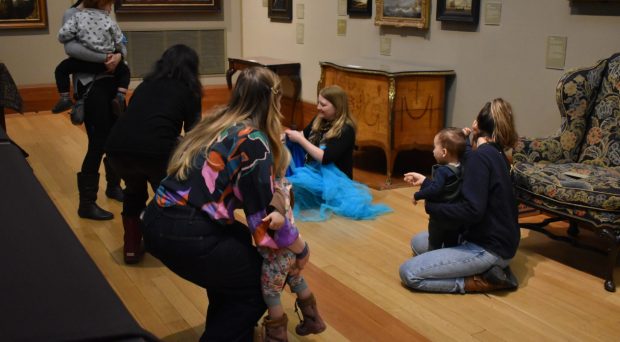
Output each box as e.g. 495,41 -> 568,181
399,232 -> 511,293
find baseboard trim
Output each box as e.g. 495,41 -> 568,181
10,84 -> 317,127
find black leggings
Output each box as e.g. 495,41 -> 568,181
55,57 -> 131,93
107,154 -> 167,217
79,77 -> 117,175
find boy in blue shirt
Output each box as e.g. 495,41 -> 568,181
405,127 -> 467,250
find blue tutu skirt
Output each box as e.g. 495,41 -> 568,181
287,161 -> 393,222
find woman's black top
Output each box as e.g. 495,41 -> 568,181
105,78 -> 201,158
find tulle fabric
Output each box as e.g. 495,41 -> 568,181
286,155 -> 393,221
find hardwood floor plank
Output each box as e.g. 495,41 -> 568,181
5,112 -> 620,342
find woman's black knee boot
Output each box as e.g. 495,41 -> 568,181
77,172 -> 114,220
103,157 -> 124,202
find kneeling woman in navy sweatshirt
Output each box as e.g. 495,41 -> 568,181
399,98 -> 520,293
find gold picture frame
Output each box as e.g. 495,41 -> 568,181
375,0 -> 430,29
0,0 -> 48,30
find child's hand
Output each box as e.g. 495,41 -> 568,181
262,211 -> 285,229
284,129 -> 304,143
404,172 -> 426,186
105,53 -> 121,72
412,197 -> 418,206
462,127 -> 472,137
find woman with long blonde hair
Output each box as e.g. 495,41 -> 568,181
141,67 -> 308,341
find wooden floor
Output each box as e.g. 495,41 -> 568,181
6,112 -> 620,341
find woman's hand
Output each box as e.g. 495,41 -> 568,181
105,53 -> 122,72
262,211 -> 285,230
404,172 -> 426,186
284,129 -> 304,143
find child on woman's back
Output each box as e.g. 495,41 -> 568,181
52,0 -> 130,115
253,152 -> 326,341
404,127 -> 468,250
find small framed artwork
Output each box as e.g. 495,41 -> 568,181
0,0 -> 48,30
348,0 -> 372,17
436,0 -> 480,24
375,0 -> 430,29
268,0 -> 293,23
114,0 -> 221,13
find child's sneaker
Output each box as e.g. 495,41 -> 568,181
111,92 -> 126,117
51,97 -> 73,114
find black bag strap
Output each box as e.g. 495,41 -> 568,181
78,74 -> 98,100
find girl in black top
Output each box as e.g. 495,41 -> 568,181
285,85 -> 391,221
286,85 -> 356,178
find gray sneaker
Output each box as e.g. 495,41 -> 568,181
51,98 -> 73,114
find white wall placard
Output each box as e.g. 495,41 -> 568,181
380,37 -> 391,56
546,36 -> 568,70
297,4 -> 305,19
485,1 -> 502,25
296,23 -> 305,44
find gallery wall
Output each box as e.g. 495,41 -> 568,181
1,0 -> 618,138
0,0 -> 241,87
241,0 -> 620,137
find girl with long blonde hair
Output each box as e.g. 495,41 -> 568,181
284,85 -> 391,221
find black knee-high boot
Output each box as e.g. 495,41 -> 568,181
103,157 -> 124,202
77,172 -> 114,220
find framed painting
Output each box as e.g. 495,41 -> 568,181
114,0 -> 221,13
348,0 -> 372,17
436,0 -> 480,24
0,0 -> 47,30
268,0 -> 292,22
375,0 -> 429,29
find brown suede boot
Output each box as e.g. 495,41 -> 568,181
122,215 -> 144,264
294,293 -> 326,336
464,265 -> 518,293
262,313 -> 288,342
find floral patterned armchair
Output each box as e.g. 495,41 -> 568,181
512,52 -> 620,292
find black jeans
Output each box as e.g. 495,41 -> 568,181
107,154 -> 167,217
79,77 -> 117,174
142,202 -> 266,342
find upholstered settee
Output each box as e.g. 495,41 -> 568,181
512,52 -> 620,292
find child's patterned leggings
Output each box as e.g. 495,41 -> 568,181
259,247 -> 308,307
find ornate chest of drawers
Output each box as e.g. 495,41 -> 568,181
318,58 -> 455,183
